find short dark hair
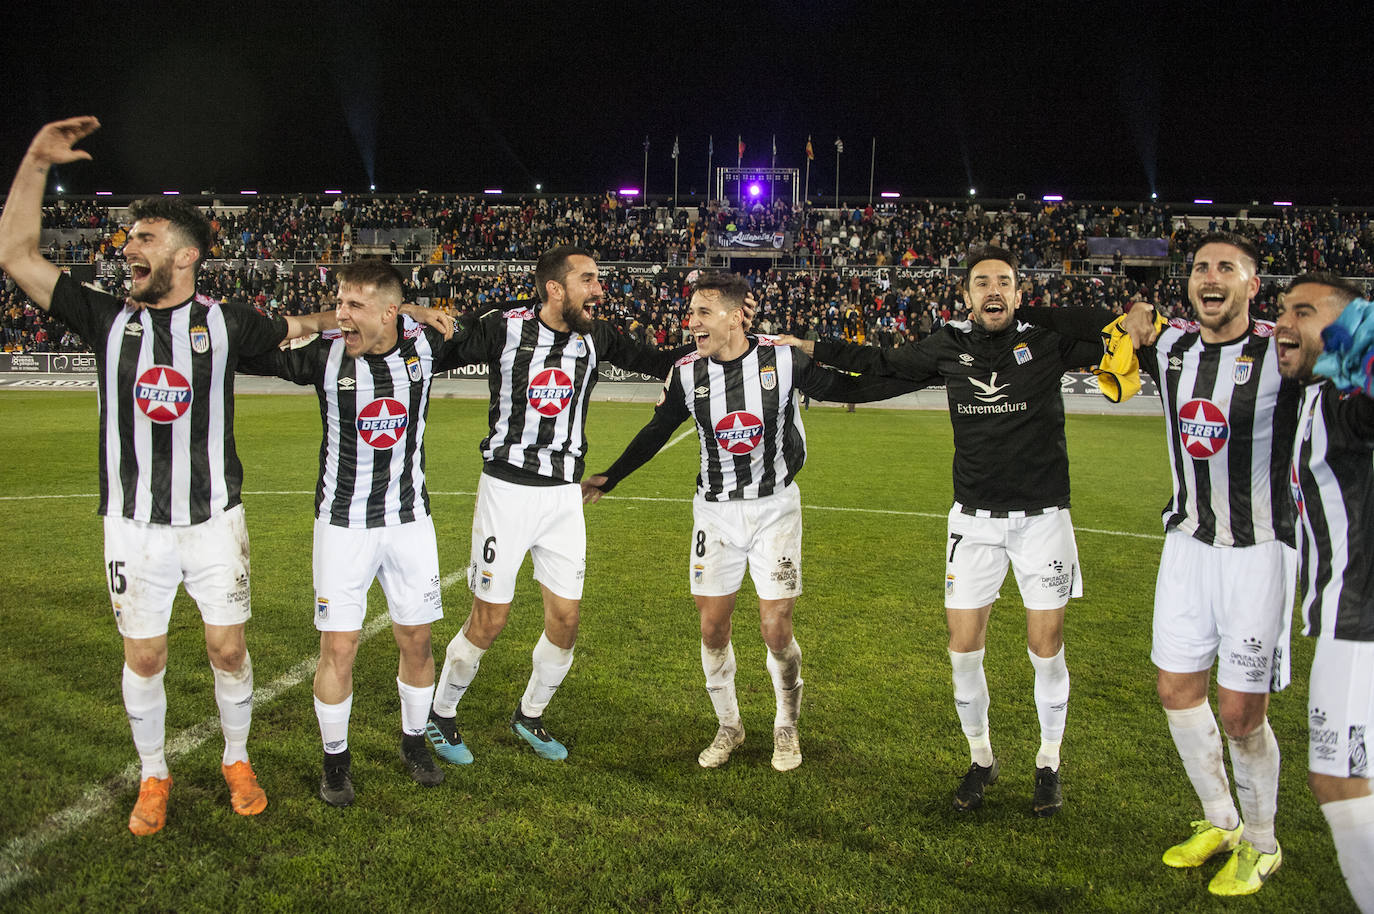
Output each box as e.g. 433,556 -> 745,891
335,259 -> 404,302
1191,231 -> 1260,270
127,197 -> 214,272
1287,271 -> 1363,307
690,270 -> 750,309
534,245 -> 595,302
965,245 -> 1019,286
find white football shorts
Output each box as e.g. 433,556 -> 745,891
1307,636 -> 1374,779
468,473 -> 586,604
102,504 -> 252,638
944,505 -> 1082,611
1151,531 -> 1296,693
690,484 -> 802,601
312,515 -> 443,632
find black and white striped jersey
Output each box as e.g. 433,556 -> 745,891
46,273 -> 287,525
241,318 -> 468,528
1140,318 -> 1299,547
1290,381 -> 1374,641
597,336 -> 920,500
813,319 -> 1104,513
460,306 -> 688,485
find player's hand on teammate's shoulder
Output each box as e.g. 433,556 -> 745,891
775,334 -> 815,356
742,293 -> 757,331
27,116 -> 100,166
401,303 -> 455,339
1121,299 -> 1160,350
580,475 -> 608,505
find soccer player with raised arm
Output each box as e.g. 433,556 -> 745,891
1116,233 -> 1300,897
240,260 -> 473,806
1274,273 -> 1374,913
779,247 -> 1105,816
581,271 -> 916,771
0,117 -> 330,834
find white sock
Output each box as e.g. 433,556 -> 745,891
397,678 -> 434,736
1321,793 -> 1374,913
433,633 -> 485,717
213,654 -> 253,766
314,694 -> 352,755
950,648 -> 993,766
1228,720 -> 1281,854
766,639 -> 804,728
1165,702 -> 1239,830
519,631 -> 574,718
701,641 -> 741,728
1029,646 -> 1069,770
122,665 -> 168,780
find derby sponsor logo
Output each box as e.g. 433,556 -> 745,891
356,397 -> 409,449
134,366 -> 193,422
714,410 -> 764,454
1178,399 -> 1229,458
528,368 -> 574,416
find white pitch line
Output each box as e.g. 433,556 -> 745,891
0,489 -> 1163,540
0,570 -> 466,898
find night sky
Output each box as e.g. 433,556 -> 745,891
4,2 -> 1373,205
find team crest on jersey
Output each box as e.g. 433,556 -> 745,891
406,356 -> 422,382
528,368 -> 574,416
134,366 -> 193,423
356,397 -> 409,449
714,410 -> 764,454
189,325 -> 210,354
760,366 -> 777,390
1233,356 -> 1254,385
1178,398 -> 1229,459
1013,343 -> 1032,365
574,336 -> 587,357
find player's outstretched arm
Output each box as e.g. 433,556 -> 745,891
775,334 -> 815,356
400,303 -> 454,339
0,116 -> 100,310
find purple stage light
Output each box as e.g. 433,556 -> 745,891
483,188 -> 502,194
1273,200 -> 1293,206
95,191 -> 112,196
239,190 -> 257,195
324,189 -> 343,194
1043,194 -> 1063,202
880,191 -> 899,198
162,190 -> 179,195
1193,198 -> 1213,204
618,188 -> 640,196
748,183 -> 762,197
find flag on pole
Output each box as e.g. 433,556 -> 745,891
671,136 -> 679,159
806,136 -> 814,160
738,136 -> 745,159
709,135 -> 713,156
643,135 -> 650,152
835,137 -> 844,154
772,134 -> 777,156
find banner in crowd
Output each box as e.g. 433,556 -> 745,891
839,265 -> 1065,284
0,352 -> 1156,395
713,231 -> 791,250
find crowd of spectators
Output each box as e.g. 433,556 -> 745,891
6,193 -> 1372,355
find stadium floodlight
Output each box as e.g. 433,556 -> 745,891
55,184 -> 64,194
483,188 -> 502,195
1193,198 -> 1213,204
162,190 -> 179,195
535,183 -> 542,191
969,187 -> 976,197
1273,200 -> 1293,206
880,191 -> 900,198
239,190 -> 258,195
618,188 -> 640,197
369,184 -> 376,191
95,191 -> 112,196
1042,194 -> 1063,202
324,189 -> 342,195
748,183 -> 762,197
1151,192 -> 1158,199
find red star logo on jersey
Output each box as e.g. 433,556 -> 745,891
528,368 -> 574,416
1178,398 -> 1229,459
356,397 -> 409,449
134,366 -> 192,423
714,411 -> 764,455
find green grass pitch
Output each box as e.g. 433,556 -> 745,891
0,389 -> 1354,912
